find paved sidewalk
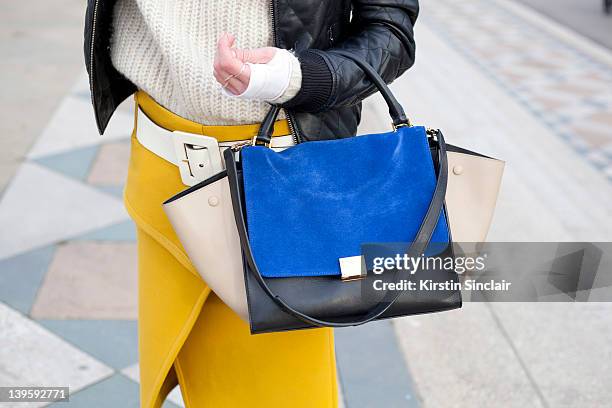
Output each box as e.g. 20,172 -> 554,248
0,0 -> 85,191
1,0 -> 612,407
516,0 -> 612,50
382,1 -> 612,407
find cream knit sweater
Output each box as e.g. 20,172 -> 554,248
110,0 -> 301,125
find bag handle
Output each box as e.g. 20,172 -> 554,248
255,49 -> 411,145
224,129 -> 448,328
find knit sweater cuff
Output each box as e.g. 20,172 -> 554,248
280,50 -> 333,112
271,51 -> 303,104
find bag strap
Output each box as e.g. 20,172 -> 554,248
223,129 -> 448,328
256,49 -> 411,145
333,49 -> 410,127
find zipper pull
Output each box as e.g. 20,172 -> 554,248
230,140 -> 251,152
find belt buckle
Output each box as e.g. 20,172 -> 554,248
172,131 -> 222,186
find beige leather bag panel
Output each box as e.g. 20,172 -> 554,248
445,152 -> 505,242
164,176 -> 250,321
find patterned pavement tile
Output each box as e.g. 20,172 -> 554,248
423,0 -> 612,179
121,365 -> 185,408
590,111 -> 612,128
33,145 -> 99,182
87,141 -> 131,186
73,90 -> 93,101
490,303 -> 612,408
31,242 -> 137,320
165,387 -> 185,408
571,124 -> 611,148
48,374 -> 139,408
26,94 -> 132,160
119,364 -> 140,385
47,373 -> 180,408
76,220 -> 137,242
335,321 -> 419,408
94,185 -> 125,199
394,304 -> 544,408
0,303 -> 113,406
69,72 -> 91,96
38,320 -> 138,370
0,246 -> 54,314
0,162 -> 129,260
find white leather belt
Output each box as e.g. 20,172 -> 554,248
136,107 -> 295,186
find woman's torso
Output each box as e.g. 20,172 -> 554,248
111,0 -> 279,125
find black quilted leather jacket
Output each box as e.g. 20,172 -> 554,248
84,0 -> 419,141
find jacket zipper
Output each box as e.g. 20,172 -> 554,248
287,113 -> 301,145
269,0 -> 278,48
89,0 -> 101,127
269,0 -> 302,145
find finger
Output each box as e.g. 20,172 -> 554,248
213,60 -> 250,80
227,33 -> 236,48
221,75 -> 247,95
236,63 -> 251,83
213,68 -> 242,88
233,48 -> 250,63
226,80 -> 247,95
214,37 -> 244,76
212,68 -> 224,84
217,32 -> 235,50
213,63 -> 248,85
219,66 -> 250,87
234,47 -> 277,64
213,55 -> 243,78
214,65 -> 251,95
217,32 -> 237,61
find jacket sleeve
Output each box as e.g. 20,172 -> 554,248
281,0 -> 419,112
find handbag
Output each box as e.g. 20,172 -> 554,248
162,145 -> 503,324
225,50 -> 463,334
163,53 -> 504,328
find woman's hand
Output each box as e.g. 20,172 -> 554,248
213,33 -> 277,95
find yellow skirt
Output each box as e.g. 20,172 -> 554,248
125,92 -> 338,408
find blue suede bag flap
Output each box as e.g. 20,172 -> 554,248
241,126 -> 449,278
